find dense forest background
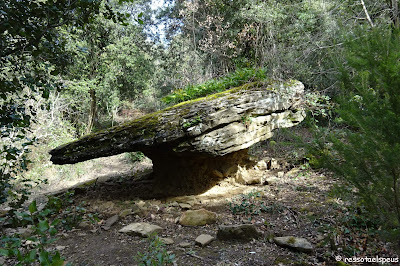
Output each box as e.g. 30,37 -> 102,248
1,0 -> 400,264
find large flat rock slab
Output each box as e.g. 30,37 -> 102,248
50,80 -> 305,164
49,80 -> 305,195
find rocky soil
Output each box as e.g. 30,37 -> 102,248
2,155 -> 399,266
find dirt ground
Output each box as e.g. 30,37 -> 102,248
2,154 -> 399,266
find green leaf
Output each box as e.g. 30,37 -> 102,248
50,252 -> 65,266
28,249 -> 37,262
51,219 -> 60,227
39,250 -> 50,264
29,200 -> 37,214
38,220 -> 50,232
0,248 -> 9,256
49,227 -> 57,236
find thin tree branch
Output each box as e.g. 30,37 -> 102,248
360,0 -> 375,27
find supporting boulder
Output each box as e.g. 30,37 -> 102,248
50,80 -> 305,195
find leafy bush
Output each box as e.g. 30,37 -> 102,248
0,190 -> 97,265
135,234 -> 175,266
162,68 -> 267,105
1,200 -> 68,265
308,27 -> 400,235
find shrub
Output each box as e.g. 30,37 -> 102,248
0,190 -> 97,265
135,234 -> 175,266
162,68 -> 267,105
308,26 -> 400,235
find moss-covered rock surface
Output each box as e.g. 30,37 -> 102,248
50,80 -> 305,195
50,80 -> 305,164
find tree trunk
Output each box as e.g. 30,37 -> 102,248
87,89 -> 97,134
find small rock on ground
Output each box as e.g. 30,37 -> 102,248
102,215 -> 119,230
274,236 -> 314,253
118,222 -> 163,237
217,224 -> 261,241
179,209 -> 217,226
179,241 -> 192,248
195,234 -> 215,247
160,237 -> 174,245
179,203 -> 191,210
77,221 -> 92,230
235,166 -> 261,185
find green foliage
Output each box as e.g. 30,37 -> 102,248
0,0 -> 131,218
126,151 -> 146,163
162,68 -> 267,105
304,91 -> 335,126
228,191 -> 282,217
1,191 -> 97,265
241,115 -> 252,126
61,10 -> 155,132
135,234 -> 175,266
182,115 -> 202,129
1,200 -> 67,265
308,26 -> 400,233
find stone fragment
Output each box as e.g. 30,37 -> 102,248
256,160 -> 267,170
217,224 -> 261,241
119,222 -> 163,237
179,241 -> 192,248
56,246 -> 66,251
77,221 -> 91,230
179,203 -> 191,210
119,209 -> 132,218
179,209 -> 217,226
195,234 -> 215,247
135,200 -> 151,211
25,240 -> 39,246
159,237 -> 174,245
102,215 -> 119,230
17,227 -> 34,238
274,236 -> 314,253
132,205 -> 144,215
267,158 -> 280,169
169,201 -> 179,207
4,228 -> 17,235
235,166 -> 261,185
99,201 -> 115,211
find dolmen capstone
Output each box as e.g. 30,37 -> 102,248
50,80 -> 305,195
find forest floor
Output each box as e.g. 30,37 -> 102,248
2,153 -> 399,265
